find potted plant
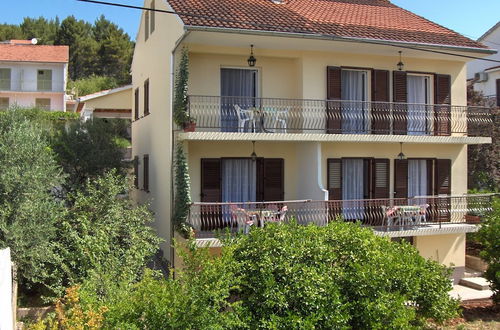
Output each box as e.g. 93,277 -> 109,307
183,116 -> 196,132
465,211 -> 482,224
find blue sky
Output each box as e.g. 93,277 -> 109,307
1,1 -> 499,41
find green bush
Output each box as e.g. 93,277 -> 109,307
68,75 -> 118,97
0,111 -> 65,290
52,118 -> 128,188
478,197 -> 500,303
224,221 -> 459,328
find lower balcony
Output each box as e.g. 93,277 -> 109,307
187,194 -> 495,239
186,96 -> 492,137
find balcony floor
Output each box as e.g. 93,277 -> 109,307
178,131 -> 491,145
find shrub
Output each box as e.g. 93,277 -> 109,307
52,172 -> 161,295
52,118 -> 128,189
478,197 -> 500,303
0,110 -> 65,290
223,221 -> 459,328
68,75 -> 118,97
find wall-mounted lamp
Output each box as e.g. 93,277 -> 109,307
397,51 -> 404,71
247,44 -> 257,67
250,141 -> 257,161
397,142 -> 406,160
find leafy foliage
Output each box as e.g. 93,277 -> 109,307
52,118 -> 129,189
173,143 -> 192,236
478,197 -> 500,303
68,75 -> 118,97
52,172 -> 161,295
0,111 -> 65,288
173,49 -> 190,128
224,221 -> 459,328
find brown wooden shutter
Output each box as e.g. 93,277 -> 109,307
262,159 -> 284,201
372,159 -> 390,198
496,79 -> 500,106
434,74 -> 451,136
371,70 -> 390,134
133,156 -> 139,188
143,154 -> 149,192
144,79 -> 150,115
394,159 -> 408,198
434,159 -> 451,195
134,88 -> 139,120
327,159 -> 342,200
201,159 -> 221,202
393,71 -> 407,135
326,66 -> 341,134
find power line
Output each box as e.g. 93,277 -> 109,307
77,0 -> 500,64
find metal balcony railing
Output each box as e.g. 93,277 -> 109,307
187,96 -> 493,137
187,194 -> 496,238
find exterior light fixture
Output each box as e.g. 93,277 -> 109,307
397,51 -> 404,71
247,44 -> 257,67
250,141 -> 257,161
397,142 -> 406,160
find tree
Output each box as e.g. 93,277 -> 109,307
478,197 -> 500,303
53,172 -> 161,294
224,221 -> 459,328
20,17 -> 59,44
52,118 -> 128,189
68,75 -> 118,97
0,111 -> 65,289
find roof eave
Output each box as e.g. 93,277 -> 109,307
185,25 -> 497,56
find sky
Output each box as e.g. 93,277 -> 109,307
0,0 -> 499,41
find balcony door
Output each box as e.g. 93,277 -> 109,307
341,70 -> 368,134
407,75 -> 431,135
220,68 -> 258,132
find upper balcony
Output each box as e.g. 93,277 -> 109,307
181,95 -> 493,142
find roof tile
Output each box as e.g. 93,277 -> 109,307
0,44 -> 69,63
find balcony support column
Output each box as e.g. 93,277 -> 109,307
296,142 -> 328,201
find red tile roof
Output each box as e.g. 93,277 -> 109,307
168,0 -> 487,49
0,44 -> 69,63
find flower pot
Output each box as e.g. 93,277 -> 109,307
183,122 -> 196,132
465,214 -> 481,224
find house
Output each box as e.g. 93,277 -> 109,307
131,0 -> 495,281
73,85 -> 133,120
467,22 -> 500,106
0,40 -> 69,111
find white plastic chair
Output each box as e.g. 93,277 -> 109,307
234,105 -> 254,132
273,108 -> 288,133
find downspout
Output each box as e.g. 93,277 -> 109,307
315,142 -> 329,201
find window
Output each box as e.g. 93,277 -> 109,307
37,69 -> 52,91
143,155 -> 149,192
496,79 -> 500,107
144,10 -> 150,40
0,97 -> 9,109
133,156 -> 139,188
134,88 -> 139,120
407,74 -> 431,136
144,79 -> 150,115
35,98 -> 51,110
0,68 -> 11,90
150,1 -> 155,34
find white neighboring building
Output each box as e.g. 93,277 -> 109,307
467,22 -> 500,105
0,40 -> 69,111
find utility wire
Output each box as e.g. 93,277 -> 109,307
77,0 -> 500,64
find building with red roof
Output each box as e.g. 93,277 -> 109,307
130,0 -> 496,283
0,40 -> 69,111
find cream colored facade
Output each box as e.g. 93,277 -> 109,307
131,1 -> 492,273
76,86 -> 132,120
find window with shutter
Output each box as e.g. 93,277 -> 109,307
326,66 -> 341,133
201,159 -> 221,202
143,155 -> 149,192
133,156 -> 139,188
393,71 -> 407,135
144,79 -> 150,116
394,159 -> 408,199
372,159 -> 389,198
144,10 -> 150,41
434,74 -> 451,136
37,69 -> 52,91
496,79 -> 500,107
150,1 -> 155,34
327,159 -> 342,200
371,70 -> 390,134
134,88 -> 139,120
0,97 -> 9,109
262,159 -> 284,202
0,68 -> 11,90
434,159 -> 451,221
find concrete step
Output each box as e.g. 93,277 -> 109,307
464,267 -> 483,278
459,277 -> 491,291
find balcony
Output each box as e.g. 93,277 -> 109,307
187,194 -> 496,239
0,79 -> 65,93
186,96 -> 493,138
